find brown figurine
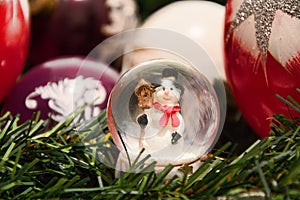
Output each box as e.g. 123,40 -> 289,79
134,79 -> 155,109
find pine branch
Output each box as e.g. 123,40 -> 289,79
0,89 -> 299,199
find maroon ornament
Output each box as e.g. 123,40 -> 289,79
224,0 -> 300,137
28,0 -> 138,68
2,57 -> 119,123
0,0 -> 30,103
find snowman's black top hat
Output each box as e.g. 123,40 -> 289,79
161,68 -> 184,95
162,68 -> 178,80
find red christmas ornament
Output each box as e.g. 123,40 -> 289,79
0,0 -> 30,103
224,0 -> 300,137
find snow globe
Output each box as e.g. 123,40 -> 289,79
107,59 -> 223,176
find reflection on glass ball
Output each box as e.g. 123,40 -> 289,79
107,59 -> 222,174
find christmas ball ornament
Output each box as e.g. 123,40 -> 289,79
107,59 -> 221,175
28,0 -> 138,68
2,57 -> 119,123
0,0 -> 30,103
122,1 -> 226,80
225,0 -> 300,137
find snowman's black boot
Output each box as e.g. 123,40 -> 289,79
137,114 -> 148,129
171,132 -> 182,144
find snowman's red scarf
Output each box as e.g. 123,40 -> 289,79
153,102 -> 180,127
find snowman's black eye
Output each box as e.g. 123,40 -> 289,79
162,87 -> 165,91
170,87 -> 173,90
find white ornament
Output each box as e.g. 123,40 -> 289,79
122,1 -> 226,80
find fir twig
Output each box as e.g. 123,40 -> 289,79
0,89 -> 299,199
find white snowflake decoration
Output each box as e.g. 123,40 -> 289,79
25,76 -> 107,123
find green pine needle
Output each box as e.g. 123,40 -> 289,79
0,89 -> 299,199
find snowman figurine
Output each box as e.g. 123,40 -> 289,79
136,68 -> 185,153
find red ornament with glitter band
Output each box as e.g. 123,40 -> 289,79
224,0 -> 300,137
0,0 -> 30,103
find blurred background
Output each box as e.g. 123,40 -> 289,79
3,0 -> 259,156
136,0 -> 226,21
